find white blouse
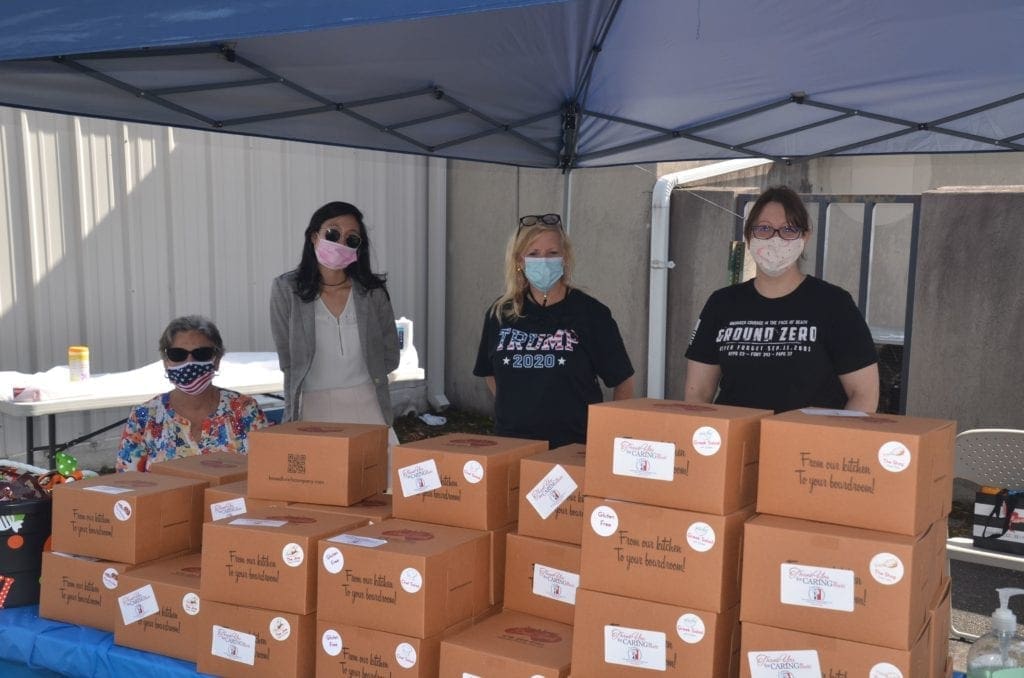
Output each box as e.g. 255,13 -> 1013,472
302,293 -> 372,392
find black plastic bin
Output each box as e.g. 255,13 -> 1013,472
0,495 -> 52,608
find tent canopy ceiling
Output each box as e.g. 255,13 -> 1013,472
3,0 -> 1024,169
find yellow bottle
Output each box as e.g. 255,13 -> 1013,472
68,345 -> 90,381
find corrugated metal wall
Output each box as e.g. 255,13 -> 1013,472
0,106 -> 432,460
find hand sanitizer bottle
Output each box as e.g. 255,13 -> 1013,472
967,588 -> 1024,677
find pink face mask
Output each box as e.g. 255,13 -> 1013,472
315,237 -> 358,271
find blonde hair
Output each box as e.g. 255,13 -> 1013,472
491,224 -> 575,322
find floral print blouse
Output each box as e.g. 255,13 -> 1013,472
115,389 -> 269,472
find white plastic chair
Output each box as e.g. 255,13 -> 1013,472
947,428 -> 1024,640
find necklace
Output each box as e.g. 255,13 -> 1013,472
321,279 -> 351,288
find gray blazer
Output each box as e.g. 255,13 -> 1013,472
269,270 -> 401,424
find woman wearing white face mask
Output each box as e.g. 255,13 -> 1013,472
116,315 -> 268,472
474,214 -> 635,448
685,186 -> 879,413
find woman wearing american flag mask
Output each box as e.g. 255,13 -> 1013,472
115,315 -> 268,472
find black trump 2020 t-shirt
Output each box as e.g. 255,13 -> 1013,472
474,289 -> 634,448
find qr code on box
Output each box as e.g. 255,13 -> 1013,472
287,454 -> 306,474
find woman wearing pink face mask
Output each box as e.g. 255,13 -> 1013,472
270,202 -> 400,432
684,186 -> 879,413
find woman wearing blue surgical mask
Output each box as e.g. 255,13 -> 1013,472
116,315 -> 268,471
685,185 -> 880,413
473,214 -> 635,448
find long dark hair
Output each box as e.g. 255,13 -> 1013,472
294,201 -> 388,302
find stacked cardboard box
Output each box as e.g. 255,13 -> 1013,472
740,409 -> 955,677
572,399 -> 771,677
197,505 -> 367,676
40,472 -> 208,635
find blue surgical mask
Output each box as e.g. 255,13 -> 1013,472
524,257 -> 564,293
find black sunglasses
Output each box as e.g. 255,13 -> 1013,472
165,346 -> 216,362
324,228 -> 362,249
518,213 -> 562,228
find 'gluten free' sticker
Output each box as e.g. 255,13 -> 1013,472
322,629 -> 343,656
322,547 -> 344,574
113,500 -> 132,521
590,505 -> 619,537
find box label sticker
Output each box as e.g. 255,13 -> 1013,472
102,567 -> 120,590
182,592 -> 201,616
869,662 -> 903,678
395,642 -> 417,668
800,407 -> 868,417
590,505 -> 619,537
780,564 -> 855,611
612,437 -> 675,481
675,613 -> 705,644
691,426 -> 722,456
869,552 -> 905,585
400,567 -> 423,593
118,584 -> 159,625
328,533 -> 388,548
322,629 -> 343,656
533,564 -> 579,605
229,518 -> 288,527
398,459 -> 442,497
686,521 -> 716,552
462,460 -> 484,484
282,542 -> 304,567
526,464 -> 578,520
210,498 -> 247,521
462,674 -> 482,678
212,625 -> 256,665
269,616 -> 291,641
877,441 -> 911,473
604,625 -> 667,671
322,546 -> 345,574
83,485 -> 133,495
113,500 -> 133,522
747,650 -> 821,677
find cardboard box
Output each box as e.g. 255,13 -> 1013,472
289,493 -> 393,524
489,521 -> 515,606
247,421 -> 389,506
392,433 -> 546,530
197,600 -> 315,678
518,443 -> 587,545
930,578 -> 952,678
571,588 -> 740,677
504,533 -> 581,625
315,618 -> 473,677
51,473 -> 207,563
739,514 -> 946,650
584,399 -> 770,515
204,480 -> 285,522
439,609 -> 573,677
201,506 -> 367,615
739,619 -> 933,678
38,551 -> 138,631
580,496 -> 753,613
114,552 -> 203,661
316,518 -> 491,638
757,409 -> 955,535
150,449 -> 248,486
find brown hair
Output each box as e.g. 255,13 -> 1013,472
743,186 -> 811,240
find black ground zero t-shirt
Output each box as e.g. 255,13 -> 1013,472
474,289 -> 634,448
685,276 -> 877,412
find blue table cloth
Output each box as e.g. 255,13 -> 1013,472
0,605 -> 210,677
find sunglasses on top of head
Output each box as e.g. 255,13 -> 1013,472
324,228 -> 362,249
517,213 -> 562,234
165,346 -> 216,362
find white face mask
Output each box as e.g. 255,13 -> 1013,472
748,236 -> 804,277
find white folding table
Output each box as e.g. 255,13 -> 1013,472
0,352 -> 283,468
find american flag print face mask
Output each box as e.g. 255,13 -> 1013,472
165,360 -> 216,396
